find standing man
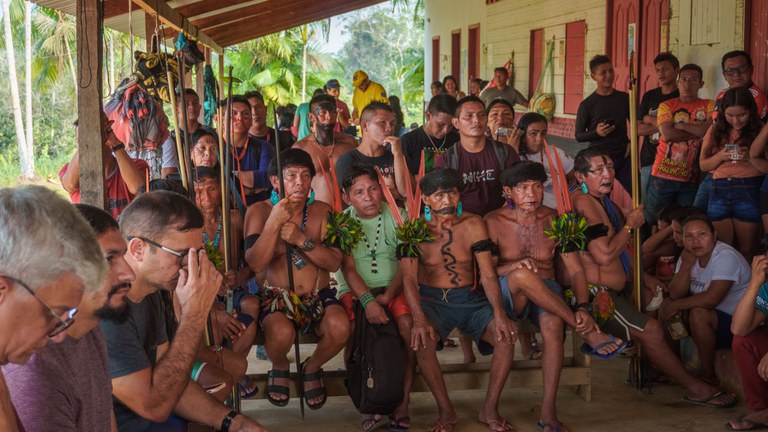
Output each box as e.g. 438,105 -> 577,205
160,89 -> 205,178
324,79 -> 352,134
637,53 -> 680,199
293,94 -> 358,206
335,102 -> 412,202
575,55 -> 632,194
60,116 -> 148,220
4,204 -> 134,432
247,90 -> 294,152
292,89 -> 324,141
0,186 -> 106,432
103,191 -> 266,432
436,96 -> 519,217
350,70 -> 388,125
572,146 -> 739,409
479,67 -> 527,108
401,168 -> 516,432
644,64 -> 713,224
401,93 -> 459,174
227,95 -> 275,205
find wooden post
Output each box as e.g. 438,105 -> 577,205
76,0 -> 105,207
144,12 -> 156,51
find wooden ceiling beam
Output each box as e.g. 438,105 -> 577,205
209,0 -> 383,46
191,0 -> 320,30
175,0 -> 258,18
104,0 -> 134,19
131,0 -> 222,52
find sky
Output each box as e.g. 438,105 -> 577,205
315,3 -> 389,54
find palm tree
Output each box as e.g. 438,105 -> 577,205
34,8 -> 76,92
2,0 -> 31,178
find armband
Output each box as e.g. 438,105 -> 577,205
584,224 -> 609,245
471,239 -> 499,256
244,234 -> 260,251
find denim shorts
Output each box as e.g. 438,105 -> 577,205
419,285 -> 495,355
644,176 -> 698,223
708,176 -> 763,223
499,276 -> 563,328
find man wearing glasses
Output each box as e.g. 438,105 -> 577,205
100,191 -> 267,432
4,204 -> 135,431
0,186 -> 107,432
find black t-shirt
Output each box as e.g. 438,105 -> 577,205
250,127 -> 294,153
401,126 -> 460,174
335,149 -> 396,192
575,90 -> 630,158
638,87 -> 680,167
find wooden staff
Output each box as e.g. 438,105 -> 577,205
628,51 -> 646,390
177,53 -> 196,201
167,67 -> 188,191
274,107 -> 305,418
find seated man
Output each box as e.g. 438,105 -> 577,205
641,204 -> 684,312
336,163 -> 414,431
0,186 -> 106,432
485,161 -> 624,432
401,168 -> 516,432
661,214 -> 749,385
571,146 -> 738,408
60,115 -> 148,219
244,148 -> 348,409
193,167 -> 260,399
103,191 -> 266,432
729,242 -> 768,430
5,204 -> 134,432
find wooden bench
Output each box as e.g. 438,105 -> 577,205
247,329 -> 592,403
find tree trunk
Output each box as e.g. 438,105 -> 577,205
301,42 -> 307,102
59,11 -> 77,95
24,0 -> 33,173
3,0 -> 30,179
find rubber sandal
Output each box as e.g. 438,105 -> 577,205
580,334 -> 627,360
538,421 -> 565,431
682,390 -> 739,409
239,375 -> 259,399
362,415 -> 387,432
265,369 -> 290,407
389,415 -> 411,431
301,360 -> 327,410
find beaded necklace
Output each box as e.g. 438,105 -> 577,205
202,214 -> 223,247
360,212 -> 383,274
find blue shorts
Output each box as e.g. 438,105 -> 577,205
708,176 -> 763,223
419,285 -> 495,355
644,176 -> 698,224
715,309 -> 734,349
499,276 -> 563,328
216,290 -> 255,327
146,415 -> 188,432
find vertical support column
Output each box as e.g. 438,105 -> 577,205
76,0 -> 105,207
195,47 -> 207,124
145,11 -> 156,51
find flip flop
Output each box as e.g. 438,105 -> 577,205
239,375 -> 260,399
427,420 -> 458,432
726,415 -> 768,430
478,418 -> 515,432
682,390 -> 739,409
538,421 -> 566,432
580,335 -> 627,360
362,415 -> 387,432
389,415 -> 411,432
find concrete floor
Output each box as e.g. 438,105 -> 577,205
240,341 -> 745,432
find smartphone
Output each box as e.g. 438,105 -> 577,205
725,143 -> 740,160
602,119 -> 616,127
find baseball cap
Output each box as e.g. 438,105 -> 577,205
325,79 -> 341,89
352,70 -> 368,88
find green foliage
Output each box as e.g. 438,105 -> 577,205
395,218 -> 434,259
323,210 -> 364,255
543,211 -> 588,254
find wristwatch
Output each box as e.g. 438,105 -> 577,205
300,235 -> 316,251
220,410 -> 240,432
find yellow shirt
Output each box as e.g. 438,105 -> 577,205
352,81 -> 388,118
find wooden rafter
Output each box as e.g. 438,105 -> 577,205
131,0 -> 222,52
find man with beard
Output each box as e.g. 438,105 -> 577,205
293,94 -> 357,205
401,168 -> 516,432
335,102 -> 412,202
228,95 -> 275,205
4,204 -> 134,431
572,146 -> 738,409
101,191 -> 267,432
401,93 -> 459,174
247,91 -> 294,152
485,161 -> 624,432
244,149 -> 348,409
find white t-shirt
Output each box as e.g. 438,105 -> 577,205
675,241 -> 749,315
162,136 -> 180,170
521,147 -> 574,210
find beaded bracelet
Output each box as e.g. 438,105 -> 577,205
359,291 -> 374,304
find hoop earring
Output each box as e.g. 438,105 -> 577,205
457,201 -> 463,216
424,205 -> 432,221
270,189 -> 280,205
581,182 -> 589,194
308,189 -> 315,205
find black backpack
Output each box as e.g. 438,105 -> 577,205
346,301 -> 405,414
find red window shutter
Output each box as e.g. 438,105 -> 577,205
564,21 -> 586,114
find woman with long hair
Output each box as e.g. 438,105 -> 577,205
700,87 -> 766,260
442,75 -> 466,99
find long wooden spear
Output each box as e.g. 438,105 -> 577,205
628,51 -> 647,391
273,107 -> 305,418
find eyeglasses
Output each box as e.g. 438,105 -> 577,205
127,236 -> 190,268
724,65 -> 750,76
2,275 -> 78,338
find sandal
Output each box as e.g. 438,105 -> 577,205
266,368 -> 290,407
389,414 -> 411,431
301,359 -> 327,410
362,414 -> 387,432
239,375 -> 260,399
